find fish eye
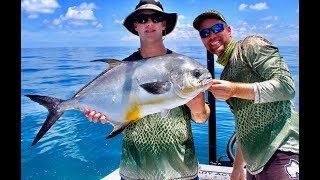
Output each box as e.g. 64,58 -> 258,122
193,70 -> 201,78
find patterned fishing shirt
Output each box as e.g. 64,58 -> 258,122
221,35 -> 299,175
119,49 -> 199,180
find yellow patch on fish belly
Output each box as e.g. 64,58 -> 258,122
125,104 -> 141,122
125,98 -> 168,122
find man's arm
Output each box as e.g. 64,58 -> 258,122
186,92 -> 210,123
230,142 -> 246,180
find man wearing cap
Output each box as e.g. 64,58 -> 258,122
85,1 -> 210,179
192,10 -> 299,180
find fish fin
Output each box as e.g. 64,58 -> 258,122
139,81 -> 172,94
91,59 -> 124,70
72,59 -> 124,98
106,122 -> 130,139
159,109 -> 171,118
25,94 -> 65,146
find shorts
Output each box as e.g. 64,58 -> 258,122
246,150 -> 299,180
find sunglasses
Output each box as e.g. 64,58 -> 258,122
134,13 -> 165,24
199,23 -> 225,38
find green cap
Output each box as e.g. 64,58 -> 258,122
193,10 -> 227,31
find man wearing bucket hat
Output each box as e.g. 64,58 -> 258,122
85,1 -> 210,179
193,10 -> 299,180
123,0 -> 177,37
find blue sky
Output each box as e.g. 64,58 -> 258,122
21,0 -> 299,48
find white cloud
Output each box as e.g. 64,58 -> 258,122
45,2 -> 101,28
265,24 -> 273,29
232,20 -> 260,39
52,18 -> 62,26
96,24 -> 103,29
175,15 -> 188,28
239,2 -> 269,11
287,33 -> 299,41
65,3 -> 96,21
164,14 -> 199,41
260,16 -> 278,21
179,15 -> 185,20
21,0 -> 60,18
249,2 -> 269,10
114,19 -> 123,25
239,4 -> 248,11
28,14 -> 39,19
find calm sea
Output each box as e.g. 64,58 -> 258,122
21,46 -> 299,180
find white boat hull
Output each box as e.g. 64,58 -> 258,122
101,164 -> 242,180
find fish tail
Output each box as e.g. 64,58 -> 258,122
25,94 -> 65,147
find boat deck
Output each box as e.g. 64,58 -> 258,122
102,164 -> 236,180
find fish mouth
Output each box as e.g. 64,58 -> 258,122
201,77 -> 213,86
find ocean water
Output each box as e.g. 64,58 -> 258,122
21,46 -> 299,180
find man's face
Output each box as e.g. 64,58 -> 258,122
134,10 -> 166,42
199,18 -> 231,56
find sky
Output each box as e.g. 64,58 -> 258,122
21,0 -> 299,48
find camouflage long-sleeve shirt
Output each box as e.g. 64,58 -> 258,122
221,35 -> 299,175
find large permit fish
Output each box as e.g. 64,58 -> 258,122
25,53 -> 213,146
